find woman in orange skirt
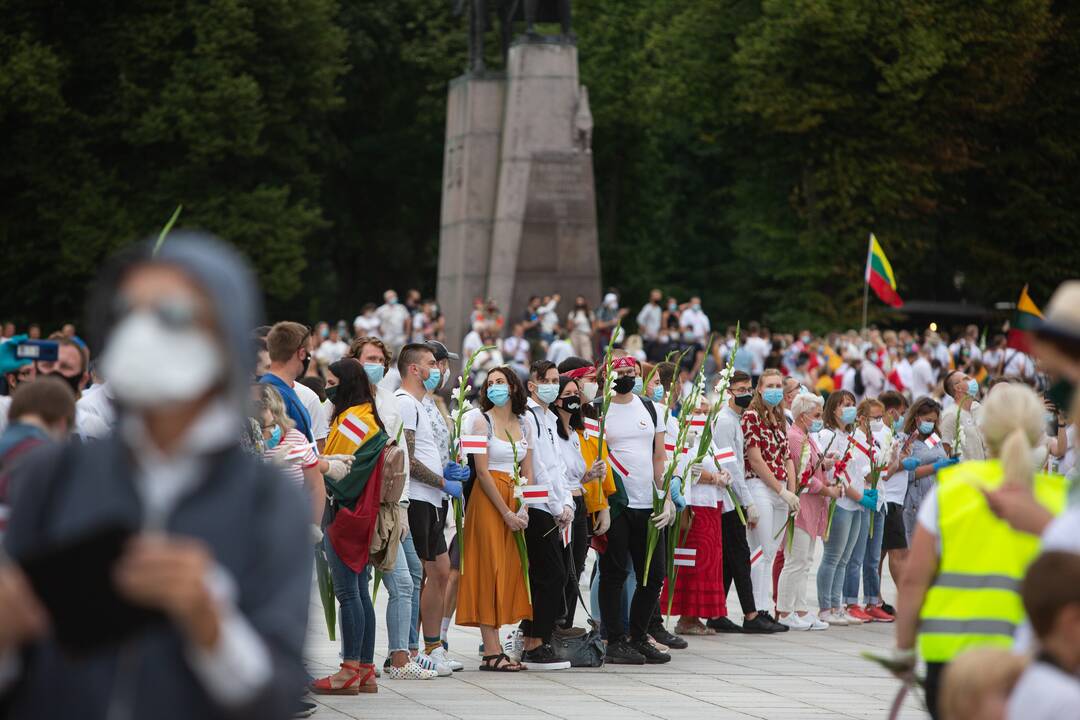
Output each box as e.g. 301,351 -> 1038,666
457,366 -> 536,671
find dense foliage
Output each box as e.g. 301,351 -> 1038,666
2,0 -> 1078,332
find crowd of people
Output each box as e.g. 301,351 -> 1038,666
0,238 -> 1078,720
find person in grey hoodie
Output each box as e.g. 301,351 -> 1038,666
0,232 -> 311,720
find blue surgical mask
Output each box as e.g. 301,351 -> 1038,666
668,303 -> 677,311
537,383 -> 559,404
487,384 -> 510,407
762,388 -> 784,407
809,419 -> 823,433
423,368 -> 441,392
918,420 -> 935,436
266,424 -> 283,449
651,385 -> 664,403
363,363 -> 385,385
967,379 -> 979,396
841,406 -> 857,426
892,419 -> 903,434
633,377 -> 644,395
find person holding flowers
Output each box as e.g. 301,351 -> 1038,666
815,389 -> 875,627
456,366 -> 536,671
596,355 -> 674,665
742,368 -> 798,624
775,392 -> 839,630
940,370 -> 987,461
843,398 -> 894,622
897,397 -> 956,545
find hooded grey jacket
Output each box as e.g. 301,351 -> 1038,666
2,234 -> 311,720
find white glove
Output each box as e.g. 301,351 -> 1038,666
651,497 -> 677,529
585,460 -> 606,481
310,523 -> 324,545
779,488 -> 801,513
558,506 -> 574,527
745,503 -> 761,527
715,469 -> 732,488
325,458 -> 350,481
593,507 -> 611,535
269,444 -> 304,467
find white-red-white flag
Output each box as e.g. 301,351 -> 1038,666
338,415 -> 369,446
673,547 -> 697,567
460,435 -> 487,455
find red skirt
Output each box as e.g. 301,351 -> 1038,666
660,504 -> 726,618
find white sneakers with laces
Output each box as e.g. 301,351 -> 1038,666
819,610 -> 849,626
502,629 -> 524,663
414,652 -> 452,677
429,646 -> 464,672
778,614 -> 811,630
386,660 -> 438,680
803,613 -> 830,631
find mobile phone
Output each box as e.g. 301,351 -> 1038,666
14,339 -> 59,362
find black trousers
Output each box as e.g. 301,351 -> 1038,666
598,508 -> 665,640
925,661 -> 945,720
720,508 -> 756,616
519,508 -> 566,641
559,495 -> 590,628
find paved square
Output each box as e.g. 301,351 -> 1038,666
304,549 -> 928,720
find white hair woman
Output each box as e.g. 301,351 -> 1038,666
891,383 -> 1070,719
775,393 -> 841,630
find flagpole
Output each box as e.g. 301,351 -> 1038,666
861,233 -> 872,331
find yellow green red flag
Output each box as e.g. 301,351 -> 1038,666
1006,285 -> 1043,353
865,233 -> 903,308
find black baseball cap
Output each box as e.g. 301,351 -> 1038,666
426,340 -> 459,362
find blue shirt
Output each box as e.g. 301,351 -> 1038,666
258,373 -> 313,442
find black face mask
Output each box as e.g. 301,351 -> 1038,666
300,352 -> 311,377
557,396 -> 581,413
613,376 -> 636,395
41,369 -> 82,395
734,393 -> 753,409
1046,377 -> 1075,412
326,385 -> 339,402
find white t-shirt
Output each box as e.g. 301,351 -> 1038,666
0,395 -> 10,435
396,390 -> 445,506
1003,351 -> 1035,379
605,397 -> 663,510
294,381 -> 329,441
76,383 -> 116,433
1007,661 -> 1080,720
315,339 -> 348,365
940,401 -> 987,461
559,431 -> 586,493
745,336 -> 770,375
353,313 -> 381,338
816,427 -> 868,512
503,336 -> 529,365
680,308 -> 711,343
376,303 -> 410,348
546,338 -> 573,367
462,330 -> 483,361
911,357 -> 936,399
848,427 -> 889,511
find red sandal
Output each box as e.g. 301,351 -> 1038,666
310,662 -> 363,695
357,663 -> 378,693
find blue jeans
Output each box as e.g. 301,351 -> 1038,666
589,551 -> 635,634
400,533 -> 422,651
325,536 -> 376,663
816,507 -> 861,610
845,509 -> 884,605
383,537 -> 418,653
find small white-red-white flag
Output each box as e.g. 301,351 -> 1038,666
283,441 -> 316,462
689,415 -> 707,429
561,523 -> 572,548
673,547 -> 697,567
460,435 -> 487,455
521,485 -> 551,505
750,545 -> 764,568
584,417 -> 600,438
664,442 -> 688,459
926,433 -> 941,449
714,446 -> 737,466
607,452 -> 629,477
339,415 -> 369,446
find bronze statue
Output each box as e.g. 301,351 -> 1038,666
452,0 -> 573,73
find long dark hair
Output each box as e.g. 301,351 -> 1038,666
329,358 -> 383,430
555,375 -> 582,440
824,389 -> 856,431
478,366 -> 527,415
903,396 -> 941,436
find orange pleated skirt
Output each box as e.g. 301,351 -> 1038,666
456,469 -> 533,628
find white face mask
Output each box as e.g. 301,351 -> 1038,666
870,419 -> 885,433
102,310 -> 224,409
581,381 -> 599,403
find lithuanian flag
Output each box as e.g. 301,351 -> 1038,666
1006,285 -> 1043,353
865,234 -> 903,308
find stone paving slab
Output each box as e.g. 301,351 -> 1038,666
304,547 -> 928,720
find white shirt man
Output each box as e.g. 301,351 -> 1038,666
375,292 -> 410,352
939,373 -> 987,461
353,310 -> 381,338
679,299 -> 711,345
546,335 -> 573,367
635,293 -> 662,342
1003,350 -> 1036,380
910,352 -> 936,399
745,334 -> 770,377
314,337 -> 348,366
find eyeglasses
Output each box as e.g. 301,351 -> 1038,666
113,295 -> 204,330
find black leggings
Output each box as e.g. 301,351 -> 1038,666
925,661 -> 945,720
560,495 -> 590,628
519,508 -> 567,641
721,508 -> 756,616
598,508 -> 665,640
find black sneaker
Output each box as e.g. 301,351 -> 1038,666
605,637 -> 646,665
706,616 -> 744,633
881,602 -> 896,616
292,699 -> 317,718
521,643 -> 571,671
629,637 -> 672,664
742,613 -> 782,634
649,625 -> 688,650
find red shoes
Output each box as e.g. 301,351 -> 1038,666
845,605 -> 873,623
310,662 -> 378,695
864,605 -> 895,623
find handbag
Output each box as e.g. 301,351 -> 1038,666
549,621 -> 605,667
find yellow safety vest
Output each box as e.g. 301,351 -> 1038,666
918,460 -> 1068,663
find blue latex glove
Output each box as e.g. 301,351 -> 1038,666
859,488 -> 878,510
670,477 -> 687,512
933,457 -> 960,472
901,457 -> 920,472
442,461 -> 471,483
0,334 -> 31,375
443,479 -> 463,499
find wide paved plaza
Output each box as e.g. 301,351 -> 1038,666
303,549 -> 928,720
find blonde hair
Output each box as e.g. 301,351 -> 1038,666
981,382 -> 1044,488
939,647 -> 1026,720
750,368 -> 786,427
254,383 -> 294,432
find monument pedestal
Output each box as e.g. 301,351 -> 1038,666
437,39 -> 601,353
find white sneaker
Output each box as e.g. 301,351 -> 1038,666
820,610 -> 849,626
414,651 -> 452,677
778,614 -> 811,630
803,613 -> 830,631
503,629 -> 524,663
429,646 -> 464,673
840,609 -> 865,625
386,660 -> 438,680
